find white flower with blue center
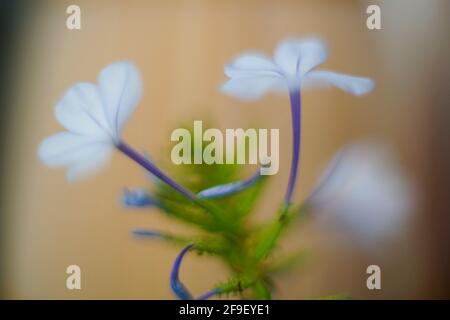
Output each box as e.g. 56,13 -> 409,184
38,61 -> 196,201
221,38 -> 375,205
38,61 -> 142,181
221,38 -> 374,100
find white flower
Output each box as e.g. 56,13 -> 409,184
38,61 -> 142,181
221,38 -> 375,100
307,142 -> 414,246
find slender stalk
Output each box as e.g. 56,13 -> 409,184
284,89 -> 302,204
116,141 -> 197,201
171,244 -> 195,300
117,141 -> 238,234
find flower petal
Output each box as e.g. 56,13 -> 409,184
55,83 -> 112,139
306,142 -> 413,246
98,61 -> 142,137
66,146 -> 112,181
302,70 -> 375,96
274,38 -> 328,77
220,76 -> 286,101
37,132 -> 112,181
224,52 -> 283,78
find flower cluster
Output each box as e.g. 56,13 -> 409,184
38,38 -> 411,299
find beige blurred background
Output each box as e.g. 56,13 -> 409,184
1,0 -> 449,299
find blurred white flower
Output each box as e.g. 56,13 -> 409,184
38,61 -> 142,181
306,142 -> 414,246
221,38 -> 374,100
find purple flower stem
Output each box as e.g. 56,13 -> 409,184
284,89 -> 302,205
116,141 -> 197,201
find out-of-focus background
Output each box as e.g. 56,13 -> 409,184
0,0 -> 449,299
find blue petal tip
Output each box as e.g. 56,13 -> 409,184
122,188 -> 160,208
131,228 -> 161,238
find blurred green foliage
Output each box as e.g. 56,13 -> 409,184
142,123 -> 306,299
